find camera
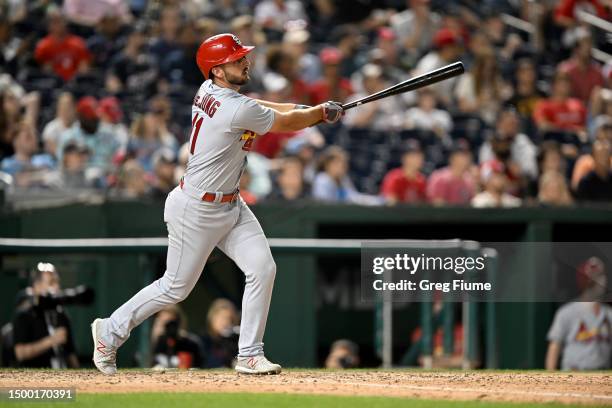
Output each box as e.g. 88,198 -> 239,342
23,285 -> 95,311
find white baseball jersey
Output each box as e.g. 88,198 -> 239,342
184,79 -> 275,193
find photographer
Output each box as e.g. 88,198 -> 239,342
201,299 -> 239,369
325,339 -> 360,369
12,263 -> 79,368
151,305 -> 203,369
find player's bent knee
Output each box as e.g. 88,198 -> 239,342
260,260 -> 276,283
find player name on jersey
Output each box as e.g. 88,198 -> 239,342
193,93 -> 221,118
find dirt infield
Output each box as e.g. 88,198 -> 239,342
1,369 -> 610,405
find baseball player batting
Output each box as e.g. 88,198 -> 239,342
90,33 -> 343,375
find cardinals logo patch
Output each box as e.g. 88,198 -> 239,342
240,130 -> 256,151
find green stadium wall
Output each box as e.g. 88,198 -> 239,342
1,202 -> 611,369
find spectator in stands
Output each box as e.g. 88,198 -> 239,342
161,20 -> 203,88
572,120 -> 612,190
405,88 -> 453,145
325,339 -> 360,369
546,257 -> 611,370
12,263 -> 79,368
150,148 -> 177,200
282,27 -> 320,84
266,46 -> 309,105
63,0 -> 132,28
0,16 -> 31,77
455,49 -> 511,125
148,95 -> 179,147
128,111 -> 177,173
42,92 -> 76,158
98,96 -> 128,151
46,140 -> 95,190
207,0 -> 251,23
1,121 -> 54,188
106,23 -> 159,97
553,0 -> 609,29
284,136 -> 321,184
254,0 -> 307,36
558,29 -> 604,104
34,8 -> 91,82
533,71 -> 587,136
267,155 -> 309,201
309,47 -> 353,105
57,96 -> 120,173
588,86 -> 612,140
344,64 -> 403,131
149,6 -> 182,65
414,28 -> 463,106
86,13 -> 127,72
380,141 -> 427,205
480,108 -> 538,181
374,27 -> 402,72
426,142 -> 476,206
112,158 -> 149,198
201,299 -> 239,369
0,82 -> 40,160
151,305 -> 203,369
528,141 -> 567,199
506,59 -> 545,123
312,146 -> 383,205
538,170 -> 573,206
390,0 -> 441,61
575,139 -> 612,202
472,160 -> 522,208
331,25 -> 363,79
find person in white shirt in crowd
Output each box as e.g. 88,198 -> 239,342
42,92 -> 76,158
391,0 -> 441,62
405,88 -> 453,146
344,64 -> 403,131
254,0 -> 307,33
413,28 -> 463,106
472,160 -> 522,208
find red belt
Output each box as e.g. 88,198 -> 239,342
180,178 -> 239,203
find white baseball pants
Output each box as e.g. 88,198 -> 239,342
100,184 -> 276,357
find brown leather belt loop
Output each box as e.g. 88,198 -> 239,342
179,177 -> 238,203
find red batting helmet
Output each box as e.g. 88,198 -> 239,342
196,33 -> 254,80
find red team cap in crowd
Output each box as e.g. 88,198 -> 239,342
377,27 -> 396,41
434,28 -> 460,48
98,97 -> 123,123
319,47 -> 343,65
76,96 -> 99,120
196,33 -> 255,79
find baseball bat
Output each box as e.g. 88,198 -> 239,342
342,62 -> 465,111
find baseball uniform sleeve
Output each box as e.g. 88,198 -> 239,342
547,306 -> 570,345
231,98 -> 275,135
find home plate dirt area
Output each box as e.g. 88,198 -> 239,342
1,369 -> 611,405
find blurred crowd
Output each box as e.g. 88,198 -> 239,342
0,0 -> 611,207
